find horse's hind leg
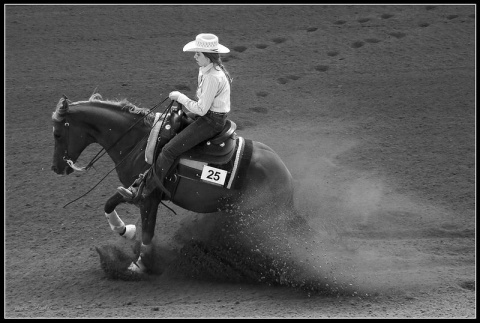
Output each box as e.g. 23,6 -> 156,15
104,192 -> 136,240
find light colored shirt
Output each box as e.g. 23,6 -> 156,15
177,63 -> 231,116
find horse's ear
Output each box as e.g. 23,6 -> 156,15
53,95 -> 69,121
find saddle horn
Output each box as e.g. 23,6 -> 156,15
61,94 -> 69,109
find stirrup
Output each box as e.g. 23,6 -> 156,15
117,186 -> 136,199
117,180 -> 145,202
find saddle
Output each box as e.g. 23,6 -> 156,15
144,111 -> 245,190
168,136 -> 252,213
145,113 -> 238,165
180,119 -> 238,164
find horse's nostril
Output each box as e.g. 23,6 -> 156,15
51,165 -> 57,172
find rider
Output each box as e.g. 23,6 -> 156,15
117,33 -> 233,201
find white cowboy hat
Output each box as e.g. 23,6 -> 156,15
183,33 -> 230,54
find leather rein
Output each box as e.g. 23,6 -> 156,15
62,97 -> 176,208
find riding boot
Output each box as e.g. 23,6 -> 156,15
117,169 -> 149,202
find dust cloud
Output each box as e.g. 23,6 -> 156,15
281,141 -> 450,296
99,138 -> 446,297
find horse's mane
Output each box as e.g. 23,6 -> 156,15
54,93 -> 156,126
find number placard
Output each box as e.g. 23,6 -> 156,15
200,165 -> 227,186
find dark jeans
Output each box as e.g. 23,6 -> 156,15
147,111 -> 227,189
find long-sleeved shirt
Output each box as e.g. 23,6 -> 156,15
176,63 -> 231,116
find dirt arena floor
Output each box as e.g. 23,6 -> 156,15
4,4 -> 476,318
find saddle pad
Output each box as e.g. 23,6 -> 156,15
145,112 -> 163,164
227,138 -> 253,189
176,137 -> 248,189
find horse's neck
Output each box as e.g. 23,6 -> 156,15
76,104 -> 148,166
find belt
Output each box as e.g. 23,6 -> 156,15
207,110 -> 227,116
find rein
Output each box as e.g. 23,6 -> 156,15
62,98 -> 176,208
64,97 -> 171,171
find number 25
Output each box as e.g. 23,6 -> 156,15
207,170 -> 220,181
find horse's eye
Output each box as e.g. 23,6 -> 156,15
54,133 -> 61,139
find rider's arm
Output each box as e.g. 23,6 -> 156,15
176,75 -> 219,116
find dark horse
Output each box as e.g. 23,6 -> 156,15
51,94 -> 295,275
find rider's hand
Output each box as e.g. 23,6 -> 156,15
169,91 -> 181,101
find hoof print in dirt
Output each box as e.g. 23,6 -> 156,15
271,37 -> 287,44
314,65 -> 329,72
358,18 -> 370,23
232,46 -> 247,53
388,32 -> 406,39
351,41 -> 365,48
381,13 -> 394,19
255,43 -> 269,49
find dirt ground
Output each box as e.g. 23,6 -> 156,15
4,4 -> 476,318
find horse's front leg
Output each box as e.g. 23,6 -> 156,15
104,192 -> 136,240
128,194 -> 161,274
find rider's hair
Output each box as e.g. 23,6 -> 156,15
202,52 -> 233,86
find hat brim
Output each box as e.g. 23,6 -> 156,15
183,40 -> 230,53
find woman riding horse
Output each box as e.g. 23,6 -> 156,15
117,33 -> 233,202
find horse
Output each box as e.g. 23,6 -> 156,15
51,93 -> 296,276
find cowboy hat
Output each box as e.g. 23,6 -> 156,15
183,33 -> 230,53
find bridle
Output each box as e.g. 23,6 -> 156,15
61,119 -> 86,171
61,96 -> 176,208
61,96 -> 173,172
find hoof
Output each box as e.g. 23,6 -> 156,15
96,245 -> 143,281
128,259 -> 147,274
121,224 -> 136,240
